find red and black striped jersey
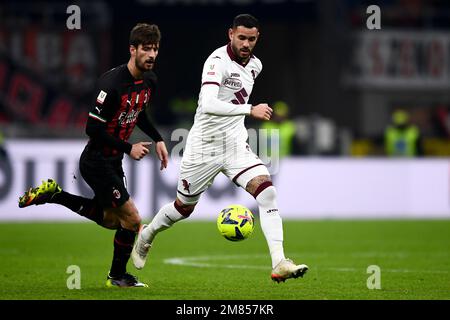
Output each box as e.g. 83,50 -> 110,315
85,64 -> 163,158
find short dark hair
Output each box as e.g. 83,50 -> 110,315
232,14 -> 259,30
129,23 -> 161,47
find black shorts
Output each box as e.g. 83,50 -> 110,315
79,146 -> 130,208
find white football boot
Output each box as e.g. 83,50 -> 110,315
131,224 -> 152,270
271,259 -> 309,283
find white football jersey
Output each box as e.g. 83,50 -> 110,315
184,44 -> 262,159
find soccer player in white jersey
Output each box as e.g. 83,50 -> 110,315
132,14 -> 308,282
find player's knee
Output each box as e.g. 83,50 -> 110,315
109,199 -> 141,231
102,213 -> 121,230
174,198 -> 195,217
117,210 -> 141,232
255,184 -> 277,207
247,175 -> 271,196
134,214 -> 142,226
128,214 -> 142,231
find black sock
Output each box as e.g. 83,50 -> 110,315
110,228 -> 136,277
50,191 -> 104,225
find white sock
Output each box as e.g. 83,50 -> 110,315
141,202 -> 186,243
256,186 -> 286,268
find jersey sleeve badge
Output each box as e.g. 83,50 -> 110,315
96,90 -> 108,104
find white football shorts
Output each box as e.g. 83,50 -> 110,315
176,143 -> 269,205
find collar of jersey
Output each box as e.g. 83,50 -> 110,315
226,43 -> 254,67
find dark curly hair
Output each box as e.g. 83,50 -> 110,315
232,14 -> 259,30
129,23 -> 161,47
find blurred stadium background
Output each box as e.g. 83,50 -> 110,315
0,0 -> 449,301
1,0 -> 449,220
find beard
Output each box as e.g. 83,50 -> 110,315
231,43 -> 252,62
135,57 -> 155,72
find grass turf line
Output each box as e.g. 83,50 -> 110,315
0,220 -> 449,300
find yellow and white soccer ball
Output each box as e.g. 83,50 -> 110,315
216,205 -> 255,241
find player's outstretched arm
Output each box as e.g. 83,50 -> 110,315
200,84 -> 253,116
136,111 -> 167,167
86,86 -> 135,155
86,116 -> 133,155
155,141 -> 169,170
130,142 -> 152,161
250,103 -> 273,121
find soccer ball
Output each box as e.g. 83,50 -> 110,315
217,205 -> 255,241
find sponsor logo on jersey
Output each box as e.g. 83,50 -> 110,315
118,109 -> 141,126
223,78 -> 242,90
267,208 -> 279,214
97,90 -> 107,104
230,73 -> 240,78
207,72 -> 215,75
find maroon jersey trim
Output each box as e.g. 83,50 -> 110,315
232,163 -> 265,184
202,81 -> 220,87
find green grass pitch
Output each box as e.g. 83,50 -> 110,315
0,219 -> 449,300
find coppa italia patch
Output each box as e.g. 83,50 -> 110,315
97,90 -> 107,104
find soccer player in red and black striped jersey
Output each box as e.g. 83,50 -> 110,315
18,23 -> 169,288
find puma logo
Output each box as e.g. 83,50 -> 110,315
165,213 -> 175,223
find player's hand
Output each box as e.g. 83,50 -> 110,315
155,141 -> 169,170
250,103 -> 273,121
130,142 -> 152,160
